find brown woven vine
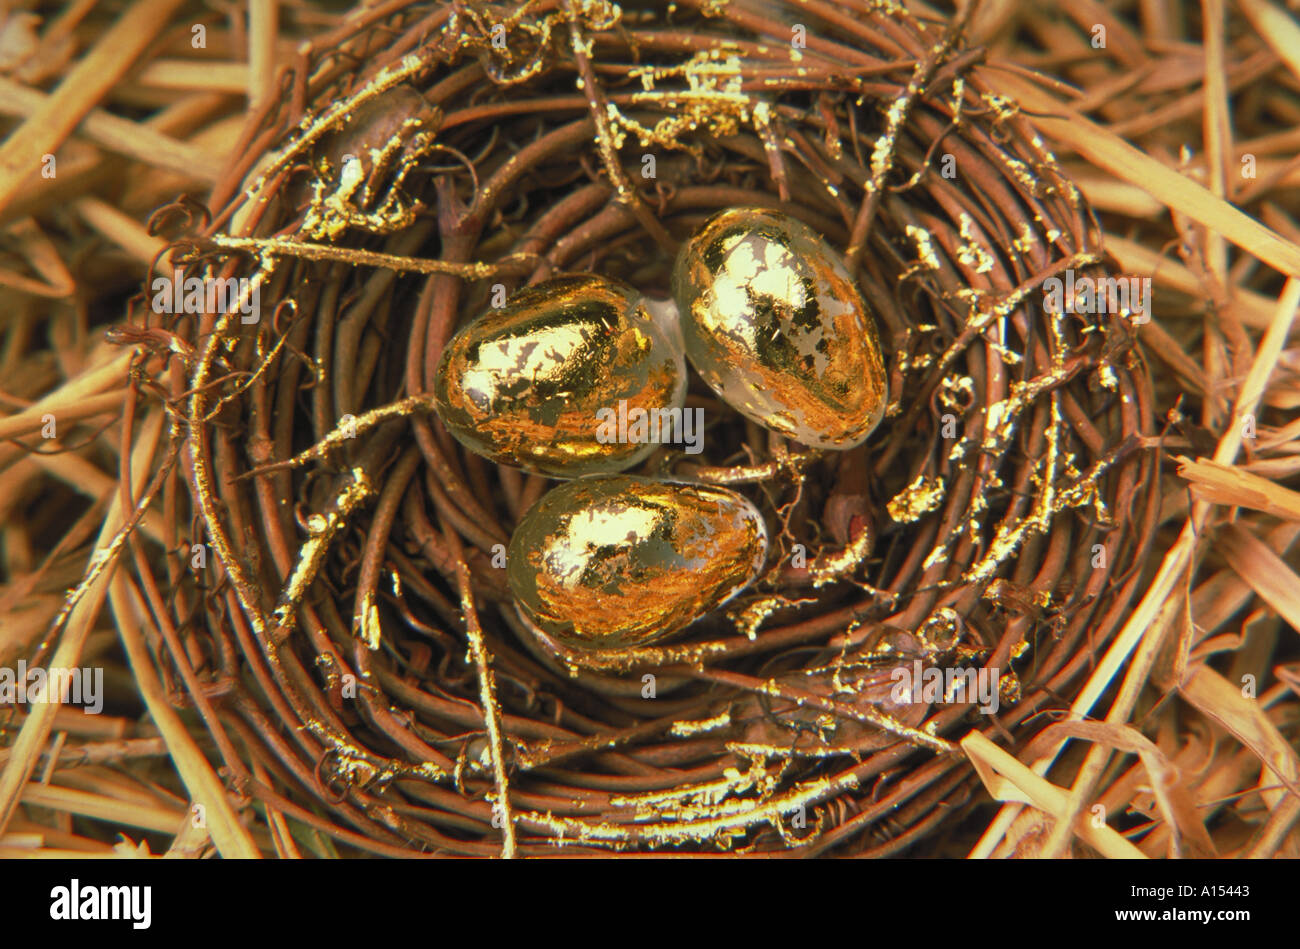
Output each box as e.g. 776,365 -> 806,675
136,0 -> 1159,855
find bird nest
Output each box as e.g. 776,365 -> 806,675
144,0 -> 1159,855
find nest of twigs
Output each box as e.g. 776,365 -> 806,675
134,0 -> 1159,855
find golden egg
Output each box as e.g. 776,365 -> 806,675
433,275 -> 686,478
671,207 -> 888,449
507,475 -> 767,650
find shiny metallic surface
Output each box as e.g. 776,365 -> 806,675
434,275 -> 686,477
507,476 -> 768,650
672,207 -> 888,449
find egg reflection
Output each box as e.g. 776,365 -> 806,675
507,475 -> 767,650
672,207 -> 888,449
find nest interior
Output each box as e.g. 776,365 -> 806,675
150,0 -> 1160,855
